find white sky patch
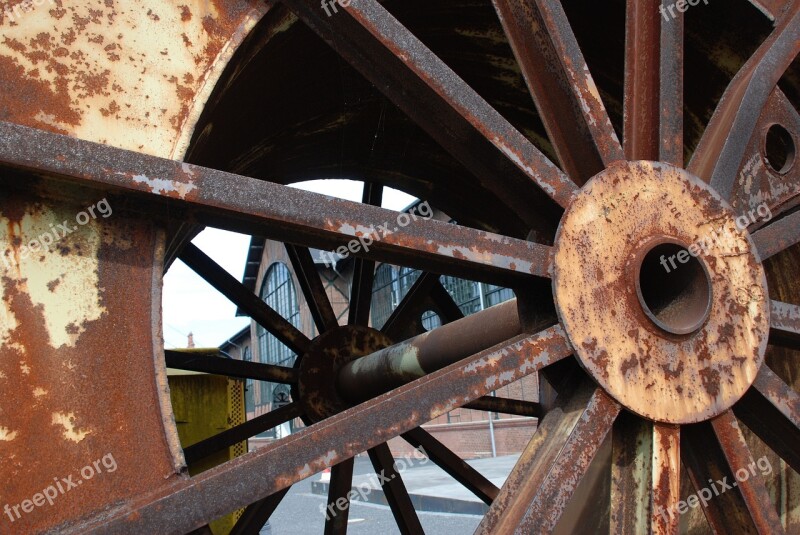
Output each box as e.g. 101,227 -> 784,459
162,180 -> 418,349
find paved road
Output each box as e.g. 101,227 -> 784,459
267,457 -> 483,535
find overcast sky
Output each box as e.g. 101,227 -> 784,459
162,180 -> 416,349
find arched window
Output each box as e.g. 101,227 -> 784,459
370,264 -> 397,329
257,263 -> 300,407
397,266 -> 420,297
441,276 -> 482,316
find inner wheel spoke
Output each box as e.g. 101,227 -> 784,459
401,427 -> 499,506
624,0 -> 684,164
324,458 -> 355,535
348,183 -> 383,327
280,0 -> 578,214
476,379 -> 621,534
463,396 -> 543,418
0,121 -> 552,284
84,327 -> 572,532
367,443 -> 423,534
688,6 -> 800,198
492,0 -> 623,183
286,244 -> 339,333
751,210 -> 800,261
770,300 -> 800,349
182,403 -> 303,465
164,349 -> 298,384
230,487 -> 291,535
179,243 -> 311,355
734,365 -> 800,473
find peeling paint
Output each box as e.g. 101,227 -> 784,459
51,412 -> 91,443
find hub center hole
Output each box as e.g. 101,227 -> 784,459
636,242 -> 712,335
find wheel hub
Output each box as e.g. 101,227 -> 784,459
553,160 -> 770,424
295,326 -> 393,422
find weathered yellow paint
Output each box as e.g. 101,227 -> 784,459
0,0 -> 267,159
51,411 -> 91,443
0,202 -> 106,349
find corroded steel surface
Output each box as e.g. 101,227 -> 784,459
554,161 -> 770,424
296,326 -> 392,422
0,179 -> 184,533
337,299 -> 522,403
0,0 -> 797,532
63,328 -> 574,533
0,121 -> 553,284
0,0 -> 267,159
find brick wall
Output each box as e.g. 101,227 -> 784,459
388,417 -> 538,460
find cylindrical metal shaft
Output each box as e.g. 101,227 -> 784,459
337,299 -> 523,404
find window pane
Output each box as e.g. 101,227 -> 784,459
370,264 -> 397,330
255,262 -> 300,435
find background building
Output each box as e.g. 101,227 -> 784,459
223,202 -> 539,458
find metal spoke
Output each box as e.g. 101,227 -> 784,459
78,327 -> 573,533
751,210 -> 800,261
367,443 -> 423,534
492,0 -> 623,183
280,0 -> 578,216
651,424 -> 680,535
324,458 -> 355,535
734,365 -> 800,473
710,411 -> 784,533
624,0 -> 684,164
286,244 -> 339,333
179,243 -> 311,355
683,413 -> 785,534
183,403 -> 303,465
463,397 -> 542,418
165,350 -> 298,384
0,122 -> 552,284
770,300 -> 800,349
348,183 -> 383,327
610,414 -> 652,534
230,488 -> 291,535
401,427 -> 499,506
689,6 -> 800,199
476,379 -> 621,534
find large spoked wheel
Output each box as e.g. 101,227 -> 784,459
0,1 -> 798,534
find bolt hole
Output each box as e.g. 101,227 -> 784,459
636,242 -> 712,336
421,311 -> 441,331
764,124 -> 796,175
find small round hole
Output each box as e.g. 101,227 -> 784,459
764,124 -> 796,174
636,242 -> 712,335
421,310 -> 441,331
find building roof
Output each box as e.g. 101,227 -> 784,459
219,324 -> 251,351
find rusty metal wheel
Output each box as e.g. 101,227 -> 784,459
1,0 -> 799,534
